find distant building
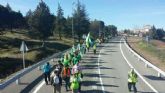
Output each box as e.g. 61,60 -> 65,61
133,25 -> 152,37
142,25 -> 152,33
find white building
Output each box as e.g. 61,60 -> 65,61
133,25 -> 152,36
142,25 -> 152,33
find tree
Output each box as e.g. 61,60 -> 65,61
106,25 -> 118,37
0,4 -> 26,31
6,3 -> 12,12
54,3 -> 64,40
90,20 -> 100,38
64,16 -> 72,37
0,5 -> 9,30
25,9 -> 33,29
149,26 -> 158,39
13,11 -> 26,29
73,0 -> 90,42
156,28 -> 165,40
28,0 -> 52,42
90,20 -> 104,39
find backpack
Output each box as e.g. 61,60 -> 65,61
62,67 -> 70,78
53,75 -> 59,84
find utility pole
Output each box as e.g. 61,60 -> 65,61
72,15 -> 74,44
72,2 -> 75,44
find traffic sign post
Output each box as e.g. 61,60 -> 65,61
20,41 -> 29,69
145,36 -> 150,46
16,41 -> 28,85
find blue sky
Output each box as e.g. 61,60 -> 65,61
0,0 -> 165,30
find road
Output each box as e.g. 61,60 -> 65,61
1,36 -> 165,93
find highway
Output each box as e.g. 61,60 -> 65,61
1,36 -> 165,93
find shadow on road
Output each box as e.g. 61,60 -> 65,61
104,50 -> 117,52
82,80 -> 119,88
137,91 -> 155,93
20,65 -> 56,93
84,73 -> 117,79
81,90 -> 113,93
143,75 -> 165,81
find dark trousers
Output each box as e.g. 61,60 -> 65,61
78,82 -> 82,92
128,82 -> 137,92
64,77 -> 70,91
87,47 -> 89,52
44,72 -> 50,84
53,84 -> 61,93
84,48 -> 86,54
93,49 -> 96,54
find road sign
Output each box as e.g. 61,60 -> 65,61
16,41 -> 29,85
20,41 -> 28,69
20,41 -> 28,52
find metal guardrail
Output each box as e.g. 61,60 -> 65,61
124,39 -> 165,77
0,48 -> 71,89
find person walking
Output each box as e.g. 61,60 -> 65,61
128,68 -> 138,93
42,62 -> 51,85
62,65 -> 71,91
70,73 -> 80,93
51,69 -> 62,93
77,70 -> 83,93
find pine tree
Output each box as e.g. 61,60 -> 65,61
54,3 -> 64,40
73,0 -> 90,42
28,0 -> 52,43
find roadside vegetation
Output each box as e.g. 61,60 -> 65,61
0,30 -> 72,79
127,36 -> 165,71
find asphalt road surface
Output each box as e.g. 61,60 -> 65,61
1,36 -> 165,93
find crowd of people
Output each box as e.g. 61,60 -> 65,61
41,37 -> 98,93
41,35 -> 138,93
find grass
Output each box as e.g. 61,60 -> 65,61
0,29 -> 73,80
138,41 -> 165,62
127,36 -> 165,71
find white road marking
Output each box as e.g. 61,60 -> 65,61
33,67 -> 54,93
120,38 -> 158,93
92,77 -> 98,80
92,85 -> 98,90
94,70 -> 99,73
98,50 -> 105,93
33,80 -> 45,93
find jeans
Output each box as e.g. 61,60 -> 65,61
44,72 -> 50,84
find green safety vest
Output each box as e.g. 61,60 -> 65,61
70,76 -> 79,89
93,44 -> 96,50
86,42 -> 89,48
63,59 -> 69,67
72,57 -> 79,65
128,72 -> 138,83
77,54 -> 81,60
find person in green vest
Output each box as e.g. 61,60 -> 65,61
63,52 -> 70,67
128,68 -> 138,93
77,69 -> 83,93
86,42 -> 90,52
72,51 -> 80,65
70,73 -> 80,93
